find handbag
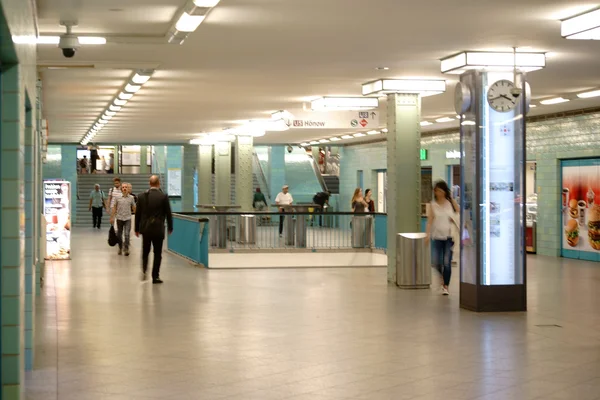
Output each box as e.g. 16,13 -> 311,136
108,226 -> 120,247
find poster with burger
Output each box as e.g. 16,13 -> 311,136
561,159 -> 600,260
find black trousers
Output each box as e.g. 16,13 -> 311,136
142,233 -> 164,280
279,215 -> 285,235
92,207 -> 103,228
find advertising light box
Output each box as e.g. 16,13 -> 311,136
43,180 -> 71,260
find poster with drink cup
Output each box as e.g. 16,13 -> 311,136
43,180 -> 71,260
561,160 -> 600,261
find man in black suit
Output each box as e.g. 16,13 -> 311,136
135,175 -> 173,284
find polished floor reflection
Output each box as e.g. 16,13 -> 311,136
26,229 -> 600,400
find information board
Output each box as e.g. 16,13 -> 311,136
43,180 -> 71,260
167,168 -> 182,197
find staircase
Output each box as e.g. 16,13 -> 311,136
323,175 -> 340,194
75,174 -> 153,226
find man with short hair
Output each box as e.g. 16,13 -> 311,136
275,185 -> 293,237
111,184 -> 136,256
313,190 -> 331,227
88,184 -> 107,229
135,176 -> 173,284
108,177 -> 122,211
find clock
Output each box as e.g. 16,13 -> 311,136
454,82 -> 471,115
487,80 -> 518,113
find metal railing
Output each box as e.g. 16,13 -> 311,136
178,211 -> 387,252
252,151 -> 271,204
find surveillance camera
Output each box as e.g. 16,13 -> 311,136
58,34 -> 79,58
510,87 -> 523,98
287,145 -> 293,153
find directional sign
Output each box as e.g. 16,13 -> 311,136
287,110 -> 380,129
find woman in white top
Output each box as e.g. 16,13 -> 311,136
426,180 -> 459,296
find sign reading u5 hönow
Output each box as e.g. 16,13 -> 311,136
286,110 -> 379,129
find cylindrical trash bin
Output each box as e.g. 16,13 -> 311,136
209,215 -> 218,247
216,215 -> 228,248
295,214 -> 308,248
396,233 -> 431,289
351,215 -> 373,248
239,215 -> 256,244
284,215 -> 295,246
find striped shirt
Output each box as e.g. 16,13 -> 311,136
109,187 -> 122,208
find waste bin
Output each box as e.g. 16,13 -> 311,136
284,215 -> 295,246
351,215 -> 373,248
295,214 -> 308,248
210,215 -> 228,249
239,215 -> 256,244
396,233 -> 431,289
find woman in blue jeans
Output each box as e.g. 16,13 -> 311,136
426,181 -> 459,295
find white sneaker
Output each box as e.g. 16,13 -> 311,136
442,287 -> 449,296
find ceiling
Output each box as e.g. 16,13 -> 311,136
36,0 -> 600,145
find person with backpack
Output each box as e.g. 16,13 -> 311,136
88,184 -> 107,229
313,191 -> 331,227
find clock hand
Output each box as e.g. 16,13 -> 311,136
488,96 -> 502,101
500,94 -> 516,104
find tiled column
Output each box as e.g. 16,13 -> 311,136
24,108 -> 35,370
1,64 -> 26,399
235,136 -> 253,211
197,144 -> 212,205
386,93 -> 422,282
182,144 -> 199,211
60,145 -> 77,223
214,141 -> 232,205
270,146 -> 286,202
139,145 -> 149,174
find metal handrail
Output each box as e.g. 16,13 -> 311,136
307,153 -> 329,193
252,151 -> 271,204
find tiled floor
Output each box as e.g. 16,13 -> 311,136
26,228 -> 600,400
208,252 -> 387,269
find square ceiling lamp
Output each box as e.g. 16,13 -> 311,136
310,96 -> 379,111
362,79 -> 446,97
440,51 -> 546,74
168,0 -> 220,45
562,7 -> 600,39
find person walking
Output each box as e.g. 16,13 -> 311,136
135,176 -> 173,284
111,184 -> 136,256
108,153 -> 115,174
253,188 -> 267,211
312,190 -> 330,226
107,177 -> 122,211
425,180 -> 459,296
275,185 -> 293,237
88,184 -> 107,229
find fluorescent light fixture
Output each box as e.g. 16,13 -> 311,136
104,110 -> 117,117
310,96 -> 379,111
362,79 -> 446,97
530,104 -> 537,108
319,139 -> 330,143
367,130 -> 381,135
109,105 -> 122,112
381,128 -> 388,133
194,0 -> 220,6
330,137 -> 341,141
435,117 -> 455,123
114,99 -> 128,106
540,97 -> 569,105
100,115 -> 112,122
175,12 -> 205,32
300,142 -> 310,147
441,51 -> 546,74
78,36 -> 107,45
562,7 -> 600,39
577,89 -> 600,99
456,115 -> 461,119
132,73 -> 152,85
97,120 -> 108,125
353,133 -> 366,138
124,84 -> 141,93
36,36 -> 60,44
118,92 -> 134,100
461,121 -> 476,126
310,141 -> 319,145
341,135 -> 353,139
420,121 -> 433,126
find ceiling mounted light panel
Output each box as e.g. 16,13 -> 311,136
562,7 -> 600,39
124,84 -> 141,93
435,117 -> 455,123
540,97 -> 570,105
441,51 -> 546,74
577,89 -> 600,98
194,0 -> 220,6
362,79 -> 446,97
175,12 -> 206,32
310,96 -> 379,111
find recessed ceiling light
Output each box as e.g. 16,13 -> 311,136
530,104 -> 537,108
330,137 -> 341,141
577,89 -> 600,99
319,139 -> 330,143
436,117 -> 455,123
353,133 -> 366,138
310,141 -> 319,145
300,142 -> 310,147
540,97 -> 569,105
341,135 -> 353,139
420,121 -> 433,126
381,128 -> 388,133
175,12 -> 206,32
376,66 -> 390,70
367,130 -> 381,135
194,0 -> 220,6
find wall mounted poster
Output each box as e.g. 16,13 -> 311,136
44,180 -> 71,260
561,159 -> 600,262
167,168 -> 182,197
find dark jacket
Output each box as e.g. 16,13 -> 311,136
135,188 -> 173,236
313,192 -> 330,207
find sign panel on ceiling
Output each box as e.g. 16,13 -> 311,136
288,110 -> 379,130
44,180 -> 71,260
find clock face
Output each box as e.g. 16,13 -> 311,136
487,80 -> 517,113
454,82 -> 471,115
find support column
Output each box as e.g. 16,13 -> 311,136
197,144 -> 212,205
235,136 -> 254,211
214,141 -> 232,205
1,64 -> 26,397
139,145 -> 150,174
182,144 -> 199,211
270,145 -> 286,202
386,93 -> 422,282
24,108 -> 35,370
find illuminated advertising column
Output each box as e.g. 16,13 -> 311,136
43,180 -> 71,260
456,70 -> 529,312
